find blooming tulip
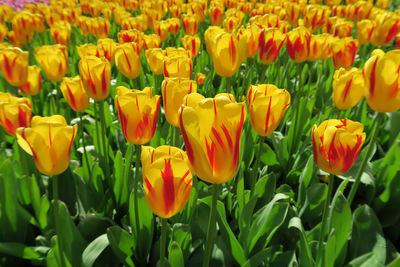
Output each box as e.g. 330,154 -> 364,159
332,68 -> 365,110
371,13 -> 400,47
60,76 -> 90,112
312,119 -> 365,175
19,65 -> 42,96
331,37 -> 359,69
209,6 -> 224,26
356,20 -> 375,44
0,101 -> 31,136
141,145 -> 192,218
0,47 -> 29,87
211,32 -> 242,77
115,43 -> 142,79
16,115 -> 78,176
258,28 -> 286,65
163,56 -> 193,79
77,43 -> 104,59
35,44 -> 69,82
97,38 -> 117,65
308,34 -> 334,61
286,27 -> 311,63
181,35 -> 201,58
182,14 -> 198,35
79,56 -> 111,101
145,48 -> 165,75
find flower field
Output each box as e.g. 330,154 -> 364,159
0,0 -> 400,266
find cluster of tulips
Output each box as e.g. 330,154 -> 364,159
0,0 -> 399,265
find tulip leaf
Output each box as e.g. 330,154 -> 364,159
254,174 -> 276,206
387,256 -> 400,267
168,241 -> 184,267
288,217 -> 314,267
0,242 -> 42,259
112,150 -> 125,206
171,224 -> 192,262
296,155 -> 315,207
260,142 -> 279,167
82,234 -> 109,267
107,226 -> 135,267
241,246 -> 276,267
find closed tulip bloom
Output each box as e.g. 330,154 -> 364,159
286,27 -> 311,63
179,93 -> 247,184
35,45 -> 69,82
237,25 -> 261,58
115,86 -> 160,144
19,65 -> 42,96
0,23 -> 7,42
285,3 -> 302,25
204,26 -> 224,56
143,34 -> 161,49
16,115 -> 78,176
333,68 -> 365,110
77,43 -> 104,59
354,1 -> 372,21
115,43 -> 142,79
162,77 -> 197,126
163,56 -> 193,79
118,29 -> 143,44
169,5 -> 181,18
167,18 -> 180,35
0,101 -> 31,136
376,0 -> 390,9
209,6 -> 224,26
145,48 -> 165,75
182,14 -> 198,35
312,119 -> 366,175
357,20 -> 375,44
196,73 -> 205,85
181,35 -> 201,58
258,28 -> 286,65
333,21 -> 354,38
0,92 -> 31,108
372,13 -> 400,47
332,37 -> 359,69
51,23 -> 71,46
308,34 -> 334,61
141,145 -> 192,218
362,50 -> 400,113
223,16 -> 240,33
79,56 -> 111,101
60,76 -> 90,112
247,84 -> 291,136
97,38 -> 117,65
212,32 -> 242,77
154,20 -> 169,42
304,5 -> 330,32
0,47 -> 29,87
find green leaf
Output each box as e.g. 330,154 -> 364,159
0,242 -> 42,260
260,142 -> 279,166
288,217 -> 314,267
82,234 -> 109,267
171,224 -> 192,262
345,252 -> 384,267
297,155 -> 314,207
168,241 -> 184,267
387,256 -> 400,267
241,247 -> 276,267
253,174 -> 276,205
107,226 -> 135,267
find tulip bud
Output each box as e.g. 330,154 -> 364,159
333,68 -> 365,110
154,20 -> 169,42
51,22 -> 71,46
16,115 -> 78,176
211,32 -> 242,77
79,56 -> 111,101
258,28 -> 286,65
115,86 -> 161,144
196,73 -> 205,85
141,145 -> 192,218
19,65 -> 42,96
362,50 -> 400,113
143,34 -> 161,49
308,33 -> 334,61
333,21 -> 354,38
247,84 -> 291,136
331,37 -> 359,69
209,6 -> 224,26
312,119 -> 365,175
115,43 -> 142,79
35,44 -> 69,82
60,76 -> 90,112
0,47 -> 29,87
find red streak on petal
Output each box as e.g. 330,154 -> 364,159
161,158 -> 175,214
264,96 -> 272,135
116,99 -> 128,139
122,48 -> 132,72
211,126 -> 224,149
342,76 -> 353,102
101,66 -> 107,94
144,177 -> 156,195
369,57 -> 378,97
221,124 -> 233,150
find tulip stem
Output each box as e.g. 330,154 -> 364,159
203,183 -> 219,267
251,136 -> 264,194
133,144 -> 141,240
315,174 -> 335,267
260,64 -> 267,84
52,175 -> 67,267
226,77 -> 232,95
79,113 -> 91,178
174,127 -> 180,148
98,101 -> 111,179
160,218 -> 168,267
347,112 -> 384,205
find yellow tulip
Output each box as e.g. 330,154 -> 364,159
362,50 -> 400,113
97,38 -> 117,65
332,68 -> 365,110
247,84 -> 291,136
286,27 -> 311,63
115,86 -> 161,145
258,28 -> 286,65
371,13 -> 400,47
331,37 -> 359,69
79,56 -> 111,101
211,32 -> 242,77
51,22 -> 71,46
182,14 -> 198,35
312,119 -> 365,175
143,34 -> 161,49
145,48 -> 165,75
308,33 -> 334,61
179,93 -> 247,184
356,20 -> 375,44
16,115 -> 78,176
0,47 -> 29,87
181,35 -> 201,58
19,65 -> 42,96
35,44 -> 69,82
163,56 -> 193,79
115,43 -> 142,79
77,43 -> 104,59
60,76 -> 90,112
0,101 -> 31,136
141,145 -> 192,218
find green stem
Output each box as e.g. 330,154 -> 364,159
93,103 -> 101,162
226,76 -> 232,95
53,175 -> 67,267
315,174 -> 335,267
251,136 -> 264,194
79,113 -> 91,178
174,127 -> 180,148
202,184 -> 219,267
121,143 -> 133,206
160,218 -> 168,267
260,64 -> 267,84
98,101 -> 110,178
133,144 -> 141,240
347,112 -> 384,205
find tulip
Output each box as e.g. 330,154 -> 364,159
362,50 -> 400,113
115,86 -> 161,145
145,48 -> 165,75
143,34 -> 161,49
181,35 -> 201,58
0,92 -> 31,107
115,43 -> 142,79
304,5 -> 330,33
211,32 -> 242,77
0,47 -> 29,87
237,25 -> 261,58
0,23 -> 7,42
0,101 -> 31,136
141,145 -> 193,218
19,65 -> 42,96
286,27 -> 311,63
182,14 -> 198,35
331,37 -> 359,69
118,29 -> 143,44
60,76 -> 90,112
258,28 -> 286,65
247,84 -> 291,136
162,77 -> 197,127
167,18 -> 180,35
286,3 -> 302,26
35,45 -> 69,82
163,56 -> 193,79
154,20 -> 169,42
179,93 -> 247,184
169,5 -> 181,18
196,73 -> 205,85
79,56 -> 111,101
333,68 -> 365,110
204,26 -> 224,56
16,115 -> 78,176
77,43 -> 104,59
209,6 -> 224,26
371,13 -> 400,47
376,0 -> 389,9
223,16 -> 240,33
97,38 -> 117,65
356,20 -> 375,44
308,33 -> 334,61
51,22 -> 71,46
354,1 -> 372,21
312,119 -> 365,175
333,21 -> 354,38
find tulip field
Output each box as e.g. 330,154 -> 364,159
1,0 -> 400,266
